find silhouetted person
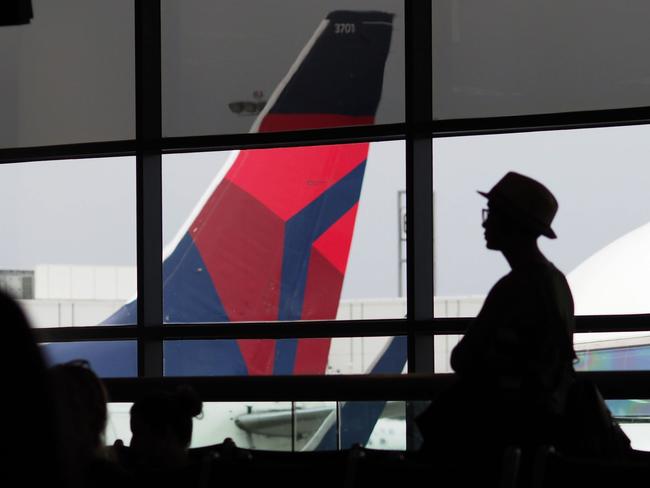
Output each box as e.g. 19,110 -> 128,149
126,385 -> 203,473
49,360 -> 129,488
0,290 -> 69,487
417,172 -> 576,472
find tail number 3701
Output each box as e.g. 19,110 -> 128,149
334,23 -> 356,34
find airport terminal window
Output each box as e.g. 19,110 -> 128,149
106,400 -> 405,451
292,401 -> 339,451
162,141 -> 406,325
433,335 -> 462,373
106,401 -> 292,450
163,336 -> 406,376
343,401 -> 406,450
433,126 -> 650,374
4,0 -> 650,452
0,0 -> 134,148
0,157 -> 136,327
606,400 -> 650,452
435,332 -> 650,375
433,125 -> 650,318
432,0 -> 650,119
161,0 -> 404,136
42,341 -> 137,378
575,333 -> 650,372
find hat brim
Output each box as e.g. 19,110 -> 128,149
477,190 -> 556,239
543,228 -> 557,239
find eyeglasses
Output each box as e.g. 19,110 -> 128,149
482,208 -> 489,223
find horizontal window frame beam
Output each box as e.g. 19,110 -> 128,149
432,314 -> 650,334
35,320 -> 411,342
3,105 -> 650,164
102,371 -> 650,402
33,314 -> 650,343
161,123 -> 406,153
0,140 -> 137,165
0,124 -> 405,164
431,105 -> 650,138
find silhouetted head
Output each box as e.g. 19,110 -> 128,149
479,172 -> 558,250
1,291 -> 70,486
49,360 -> 109,459
129,385 -> 202,467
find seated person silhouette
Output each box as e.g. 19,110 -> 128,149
417,172 -> 576,464
125,385 -> 203,474
49,359 -> 129,488
1,291 -> 69,487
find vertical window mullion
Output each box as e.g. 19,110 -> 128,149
405,0 -> 434,369
405,0 -> 434,451
135,0 -> 163,377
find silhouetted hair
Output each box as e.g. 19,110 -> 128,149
1,291 -> 69,487
50,360 -> 109,458
130,385 -> 202,448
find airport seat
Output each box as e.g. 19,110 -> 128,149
120,439 -> 525,488
189,437 -> 249,463
343,444 -> 434,488
195,439 -> 351,488
190,440 -> 523,488
243,448 -> 350,488
109,441 -> 207,488
531,445 -> 650,488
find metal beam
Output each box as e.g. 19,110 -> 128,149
33,313 -> 650,343
102,371 -> 650,402
405,0 -> 434,373
4,105 -> 650,164
405,0 -> 434,453
135,0 -> 163,377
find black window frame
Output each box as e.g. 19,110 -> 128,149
3,0 -> 650,450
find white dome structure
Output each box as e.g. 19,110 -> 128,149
567,223 -> 650,452
568,222 -> 650,316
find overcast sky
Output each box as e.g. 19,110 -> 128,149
2,1 -> 650,302
1,124 -> 650,302
434,124 -> 650,297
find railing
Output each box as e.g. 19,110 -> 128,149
103,372 -> 650,402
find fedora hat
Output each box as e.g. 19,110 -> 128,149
478,172 -> 558,239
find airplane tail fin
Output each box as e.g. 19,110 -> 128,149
253,10 -> 394,132
101,11 -> 394,377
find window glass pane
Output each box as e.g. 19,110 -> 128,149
294,401 -> 338,451
433,126 -> 650,317
163,337 -> 406,376
106,402 -> 131,446
575,332 -> 650,371
436,332 -> 650,373
162,141 -> 405,324
161,1 -> 403,136
42,341 -> 137,378
340,401 -> 405,450
0,0 -> 134,148
0,157 -> 136,327
433,1 -> 650,118
108,399 -> 649,452
107,401 -> 293,450
433,335 -> 462,373
607,400 -> 650,452
108,400 -> 405,451
197,402 -> 293,450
